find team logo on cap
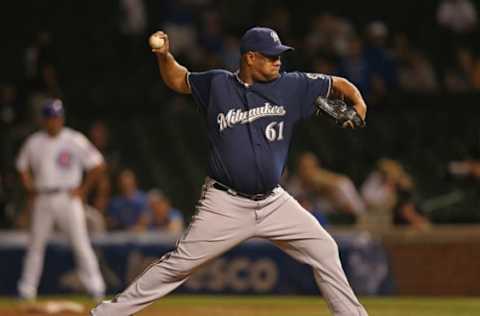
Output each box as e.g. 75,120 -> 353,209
270,31 -> 280,44
56,150 -> 73,169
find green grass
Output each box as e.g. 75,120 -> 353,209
1,295 -> 479,316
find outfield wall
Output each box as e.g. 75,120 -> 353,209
379,226 -> 480,296
2,227 -> 479,297
0,230 -> 391,296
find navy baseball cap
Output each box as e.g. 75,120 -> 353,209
41,98 -> 64,118
240,27 -> 294,56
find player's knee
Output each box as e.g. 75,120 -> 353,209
313,235 -> 339,263
154,252 -> 199,281
28,242 -> 47,254
325,235 -> 339,257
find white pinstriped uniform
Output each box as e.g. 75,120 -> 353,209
17,127 -> 105,299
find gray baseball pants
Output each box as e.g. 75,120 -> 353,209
19,193 -> 105,299
91,178 -> 367,316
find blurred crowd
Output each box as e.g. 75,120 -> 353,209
284,151 -> 480,231
2,0 -> 480,232
284,153 -> 432,231
2,0 -> 480,116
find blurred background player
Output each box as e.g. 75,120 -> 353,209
15,99 -> 106,300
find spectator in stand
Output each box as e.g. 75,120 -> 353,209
437,0 -> 477,34
364,21 -> 398,94
119,0 -> 147,66
336,37 -> 372,98
107,168 -> 149,232
119,0 -> 147,36
436,0 -> 478,68
286,152 -> 366,224
392,32 -> 439,93
444,47 -> 475,92
398,50 -> 438,93
304,13 -> 336,58
161,1 -> 201,67
361,159 -> 431,231
448,160 -> 480,179
305,13 -> 354,59
147,189 -> 184,234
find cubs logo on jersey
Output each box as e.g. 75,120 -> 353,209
56,150 -> 73,169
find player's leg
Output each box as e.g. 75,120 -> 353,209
17,195 -> 55,299
56,194 -> 105,299
91,180 -> 256,316
256,188 -> 368,316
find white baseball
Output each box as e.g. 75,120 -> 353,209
149,35 -> 165,49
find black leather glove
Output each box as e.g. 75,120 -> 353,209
314,97 -> 365,129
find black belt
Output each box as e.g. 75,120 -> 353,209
212,182 -> 275,201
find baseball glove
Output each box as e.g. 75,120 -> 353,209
314,96 -> 365,128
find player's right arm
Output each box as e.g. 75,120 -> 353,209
18,170 -> 35,195
16,138 -> 36,195
16,138 -> 36,228
151,31 -> 191,94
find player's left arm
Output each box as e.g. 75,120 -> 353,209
73,163 -> 106,200
73,133 -> 106,200
330,76 -> 367,121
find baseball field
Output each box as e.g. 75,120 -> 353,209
0,295 -> 479,316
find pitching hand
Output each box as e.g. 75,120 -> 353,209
150,31 -> 169,55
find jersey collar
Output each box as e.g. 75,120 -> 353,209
234,70 -> 283,88
234,71 -> 251,88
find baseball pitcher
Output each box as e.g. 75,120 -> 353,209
92,27 -> 368,316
